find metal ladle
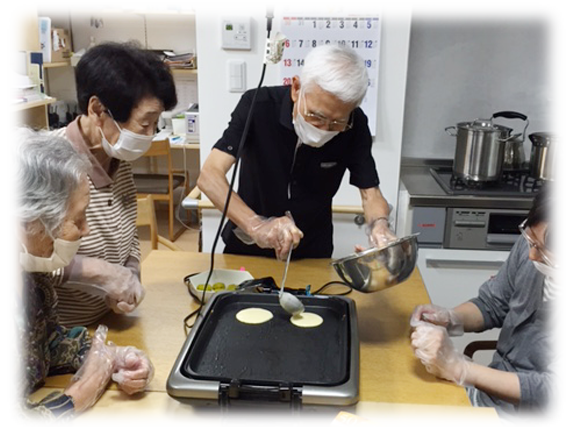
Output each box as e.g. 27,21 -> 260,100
278,242 -> 305,316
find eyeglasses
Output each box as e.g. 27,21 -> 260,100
518,219 -> 554,267
300,93 -> 354,132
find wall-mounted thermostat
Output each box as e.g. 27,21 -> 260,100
222,18 -> 251,50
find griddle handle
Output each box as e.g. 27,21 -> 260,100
218,380 -> 302,427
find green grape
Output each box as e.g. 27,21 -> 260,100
213,282 -> 226,291
227,284 -> 237,291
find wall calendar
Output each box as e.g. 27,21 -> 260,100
280,13 -> 381,134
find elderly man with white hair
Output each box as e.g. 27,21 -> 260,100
17,129 -> 154,418
197,44 -> 395,261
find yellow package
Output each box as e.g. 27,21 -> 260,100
329,411 -> 389,427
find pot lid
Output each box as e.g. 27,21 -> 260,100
529,132 -> 554,147
457,119 -> 512,133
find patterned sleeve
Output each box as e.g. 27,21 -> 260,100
48,325 -> 92,375
7,304 -> 75,426
40,273 -> 92,374
8,376 -> 75,427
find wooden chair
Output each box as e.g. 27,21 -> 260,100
133,139 -> 190,242
136,195 -> 182,251
464,340 -> 497,359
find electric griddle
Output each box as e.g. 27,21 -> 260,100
167,292 -> 359,406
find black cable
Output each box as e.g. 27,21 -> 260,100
184,31 -> 271,335
312,281 -> 353,296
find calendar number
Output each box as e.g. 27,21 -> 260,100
280,14 -> 381,134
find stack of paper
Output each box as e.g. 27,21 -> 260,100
8,66 -> 42,105
163,52 -> 196,69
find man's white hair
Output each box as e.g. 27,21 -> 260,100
17,128 -> 90,238
300,44 -> 369,107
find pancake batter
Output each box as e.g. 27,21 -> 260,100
236,308 -> 273,325
290,312 -> 323,328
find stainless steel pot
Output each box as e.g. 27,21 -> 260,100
529,132 -> 555,180
445,111 -> 528,182
330,234 -> 418,293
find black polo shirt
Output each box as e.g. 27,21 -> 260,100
213,85 -> 379,259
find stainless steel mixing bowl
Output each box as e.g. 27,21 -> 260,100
330,234 -> 419,293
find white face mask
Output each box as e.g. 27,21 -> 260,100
20,237 -> 81,273
533,260 -> 557,279
99,119 -> 154,161
292,95 -> 339,148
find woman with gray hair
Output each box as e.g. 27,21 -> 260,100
17,129 -> 154,418
198,44 -> 395,260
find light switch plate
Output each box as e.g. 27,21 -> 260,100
222,18 -> 251,50
227,59 -> 246,93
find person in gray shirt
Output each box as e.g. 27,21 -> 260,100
409,187 -> 555,417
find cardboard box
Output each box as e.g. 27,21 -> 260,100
50,28 -> 72,63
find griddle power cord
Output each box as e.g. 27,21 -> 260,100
312,281 -> 353,296
183,32 -> 271,336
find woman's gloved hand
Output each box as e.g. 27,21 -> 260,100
111,345 -> 155,395
103,269 -> 145,314
410,322 -> 470,386
78,257 -> 145,314
234,214 -> 304,260
410,304 -> 464,336
64,325 -> 115,412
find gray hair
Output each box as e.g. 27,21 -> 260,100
17,128 -> 90,238
301,44 -> 369,107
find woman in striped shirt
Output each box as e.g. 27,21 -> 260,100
52,42 -> 177,326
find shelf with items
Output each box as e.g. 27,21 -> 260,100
71,7 -> 196,15
13,97 -> 57,111
43,60 -> 71,69
15,97 -> 57,130
170,68 -> 197,76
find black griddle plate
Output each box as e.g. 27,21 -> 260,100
181,293 -> 350,386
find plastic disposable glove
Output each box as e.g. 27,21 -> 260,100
234,214 -> 303,260
110,345 -> 155,395
410,304 -> 464,336
77,257 -> 145,314
64,325 -> 115,412
410,322 -> 470,386
367,217 -> 397,248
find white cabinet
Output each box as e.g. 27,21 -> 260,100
416,247 -> 508,366
70,11 -> 146,50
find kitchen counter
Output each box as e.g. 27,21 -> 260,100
30,251 -> 499,421
400,158 -> 535,210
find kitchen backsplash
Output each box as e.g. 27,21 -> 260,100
401,18 -> 551,160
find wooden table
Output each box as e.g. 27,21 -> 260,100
34,251 -> 498,420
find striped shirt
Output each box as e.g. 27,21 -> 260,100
51,118 -> 141,326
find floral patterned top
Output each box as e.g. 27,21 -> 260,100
8,272 -> 91,426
